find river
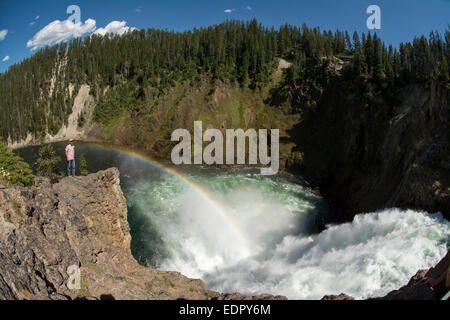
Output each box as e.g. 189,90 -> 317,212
15,141 -> 450,299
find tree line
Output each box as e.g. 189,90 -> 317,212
0,19 -> 448,142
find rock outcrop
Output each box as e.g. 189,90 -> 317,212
0,168 -> 286,300
321,293 -> 355,300
287,82 -> 450,222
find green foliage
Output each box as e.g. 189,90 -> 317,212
37,144 -> 62,180
0,21 -> 448,143
272,27 -> 450,113
93,80 -> 143,125
0,143 -> 34,187
80,154 -> 88,176
0,45 -> 73,141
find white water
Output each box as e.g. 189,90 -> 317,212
126,170 -> 449,300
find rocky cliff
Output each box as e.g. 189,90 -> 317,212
0,168 -> 447,300
287,81 -> 450,222
0,168 -> 285,300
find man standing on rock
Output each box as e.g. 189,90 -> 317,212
65,139 -> 76,177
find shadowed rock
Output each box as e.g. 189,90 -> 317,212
321,293 -> 355,300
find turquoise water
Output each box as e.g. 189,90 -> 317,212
16,142 -> 450,299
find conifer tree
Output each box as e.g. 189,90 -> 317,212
37,144 -> 62,180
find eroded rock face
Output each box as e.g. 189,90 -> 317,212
288,82 -> 450,222
0,168 -> 286,300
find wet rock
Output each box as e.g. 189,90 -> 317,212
407,269 -> 428,286
372,282 -> 435,300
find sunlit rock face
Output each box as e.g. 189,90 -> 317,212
0,168 -> 285,300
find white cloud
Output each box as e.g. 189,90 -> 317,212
135,7 -> 142,13
224,8 -> 235,13
0,29 -> 8,41
245,6 -> 252,10
2,56 -> 9,62
27,19 -> 96,51
26,18 -> 136,51
94,21 -> 136,37
30,15 -> 40,25
30,16 -> 41,26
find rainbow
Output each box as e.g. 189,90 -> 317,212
84,142 -> 248,244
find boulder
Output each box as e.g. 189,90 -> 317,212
321,293 -> 355,300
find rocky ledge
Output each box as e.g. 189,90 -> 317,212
0,168 -> 285,300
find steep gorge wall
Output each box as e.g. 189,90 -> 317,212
287,81 -> 450,221
6,61 -> 450,222
7,84 -> 99,149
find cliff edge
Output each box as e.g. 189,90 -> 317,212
0,168 -> 285,300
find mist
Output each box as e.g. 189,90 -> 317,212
125,169 -> 449,300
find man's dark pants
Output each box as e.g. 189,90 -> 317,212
67,159 -> 75,176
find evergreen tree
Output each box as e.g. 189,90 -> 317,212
80,154 -> 89,176
37,144 -> 62,180
0,143 -> 34,187
0,21 -> 448,143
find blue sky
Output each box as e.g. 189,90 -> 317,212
0,0 -> 449,73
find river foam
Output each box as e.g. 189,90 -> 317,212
126,170 -> 449,300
